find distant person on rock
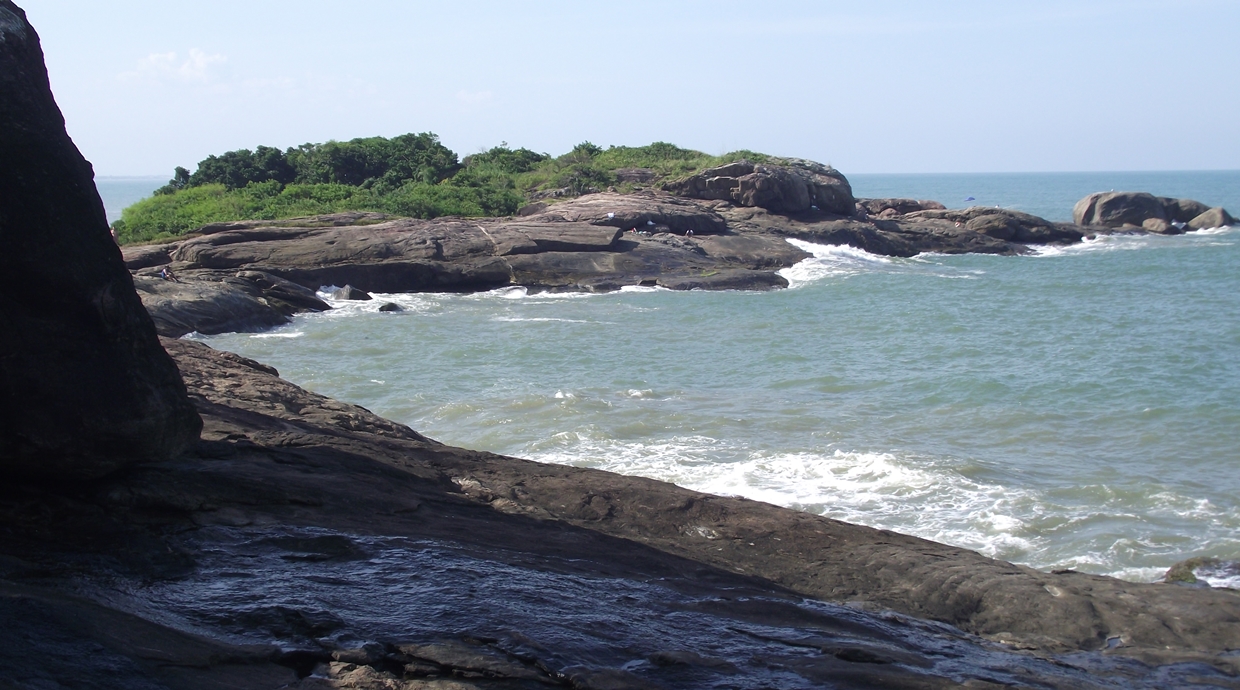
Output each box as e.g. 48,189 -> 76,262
160,266 -> 179,283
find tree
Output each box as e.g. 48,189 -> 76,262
188,146 -> 295,189
154,166 -> 191,196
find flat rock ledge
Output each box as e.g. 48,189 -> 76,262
1,338 -> 1237,688
127,191 -> 1092,337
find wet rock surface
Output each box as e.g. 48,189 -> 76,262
2,339 -> 1238,687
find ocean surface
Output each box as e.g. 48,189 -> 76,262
95,176 -> 164,224
101,171 -> 1240,585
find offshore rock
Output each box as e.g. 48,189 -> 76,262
858,197 -> 947,217
1074,191 -> 1234,230
1074,191 -> 1167,227
1160,196 -> 1211,223
0,0 -> 200,479
1188,206 -> 1236,230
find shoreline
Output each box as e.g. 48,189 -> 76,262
4,0 -> 1238,679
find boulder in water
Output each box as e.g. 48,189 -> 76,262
1073,192 -> 1167,227
1188,207 -> 1235,230
1075,192 -> 1232,231
335,284 -> 372,301
1160,197 -> 1211,223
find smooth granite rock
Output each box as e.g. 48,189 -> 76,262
665,159 -> 856,215
0,0 -> 200,479
1188,206 -> 1236,230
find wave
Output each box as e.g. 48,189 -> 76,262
779,239 -> 983,285
1031,224 -> 1236,257
524,434 -> 1043,563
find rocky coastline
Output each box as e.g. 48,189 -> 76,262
120,170 -> 1233,339
3,1 -> 1239,687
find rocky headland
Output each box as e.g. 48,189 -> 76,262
3,1 -> 1239,687
120,161 -> 1233,339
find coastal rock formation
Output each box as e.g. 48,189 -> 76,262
1073,191 -> 1234,232
857,197 -> 947,217
1188,206 -> 1236,230
665,159 -> 856,215
0,0 -> 200,479
133,269 -> 330,337
126,190 -> 1098,336
8,3 -> 1239,685
4,338 -> 1238,687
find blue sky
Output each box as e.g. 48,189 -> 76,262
18,0 -> 1240,176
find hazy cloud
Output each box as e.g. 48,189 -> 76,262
456,89 -> 493,105
120,49 -> 226,83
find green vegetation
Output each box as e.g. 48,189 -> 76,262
114,134 -> 773,244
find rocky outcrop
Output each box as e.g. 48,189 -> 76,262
665,159 -> 856,215
122,191 -> 1103,335
1188,206 -> 1236,230
4,338 -> 1236,687
133,269 -> 330,337
9,3 -> 1238,685
0,0 -> 200,479
857,197 -> 947,217
1074,191 -> 1234,232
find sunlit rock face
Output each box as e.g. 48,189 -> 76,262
0,0 -> 201,480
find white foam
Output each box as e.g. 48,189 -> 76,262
1197,562 -> 1240,590
526,437 -> 1041,561
1187,224 -> 1236,236
778,239 -> 895,286
249,331 -> 304,339
618,285 -> 668,293
493,317 -> 595,324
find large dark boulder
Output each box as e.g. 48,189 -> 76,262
0,1 -> 201,480
665,159 -> 856,216
1160,197 -> 1211,223
1188,207 -> 1236,230
1073,191 -> 1167,227
1075,191 -> 1234,231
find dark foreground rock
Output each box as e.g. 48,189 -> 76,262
2,338 -> 1237,688
0,0 -> 200,478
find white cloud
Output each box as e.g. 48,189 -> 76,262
119,48 -> 226,83
456,89 -> 493,105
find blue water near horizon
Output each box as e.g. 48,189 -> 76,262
96,175 -> 164,225
849,170 -> 1240,223
99,171 -> 1240,585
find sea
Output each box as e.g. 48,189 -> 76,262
99,171 -> 1240,585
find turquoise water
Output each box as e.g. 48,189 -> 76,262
95,176 -> 163,224
850,170 -> 1240,222
115,172 -> 1239,584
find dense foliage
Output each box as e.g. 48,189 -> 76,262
115,135 -> 771,244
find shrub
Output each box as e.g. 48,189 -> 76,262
115,134 -> 785,244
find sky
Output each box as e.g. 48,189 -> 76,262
16,0 -> 1240,176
